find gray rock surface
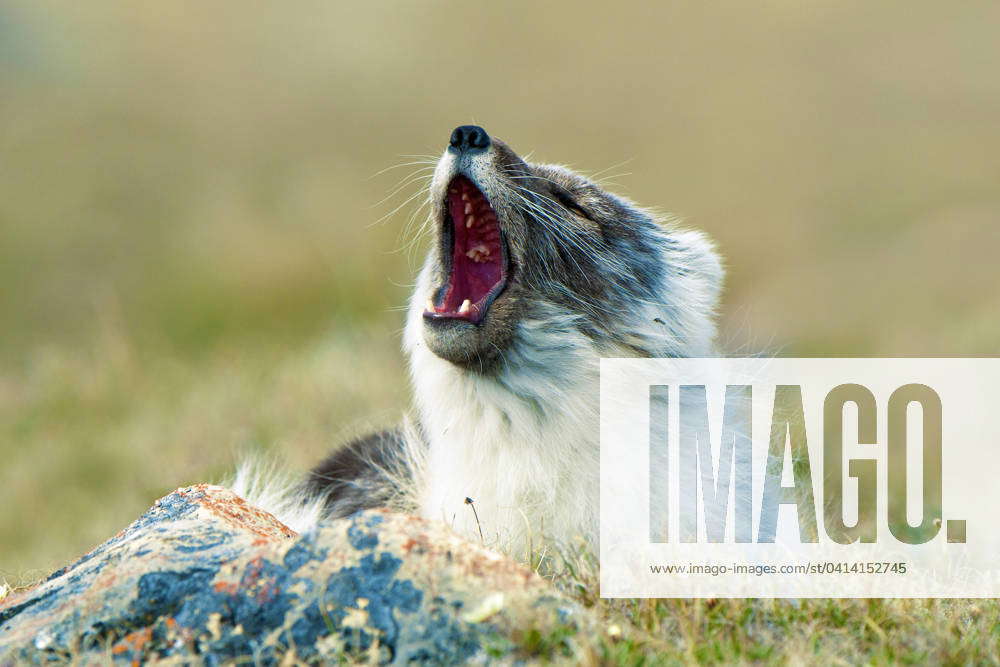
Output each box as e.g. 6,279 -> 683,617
0,485 -> 594,664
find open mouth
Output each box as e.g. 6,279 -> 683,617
424,175 -> 507,324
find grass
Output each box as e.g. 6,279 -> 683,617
518,543 -> 1000,665
0,318 -> 408,581
586,598 -> 998,664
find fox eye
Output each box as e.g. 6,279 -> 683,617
553,188 -> 591,220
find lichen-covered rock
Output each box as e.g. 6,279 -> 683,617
0,485 -> 593,665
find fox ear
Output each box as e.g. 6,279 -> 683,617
661,226 -> 725,354
675,227 -> 724,305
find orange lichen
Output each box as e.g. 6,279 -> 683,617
111,627 -> 153,656
213,581 -> 239,595
176,485 -> 297,541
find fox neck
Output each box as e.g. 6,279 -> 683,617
404,292 -> 603,552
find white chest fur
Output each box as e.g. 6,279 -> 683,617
405,303 -> 602,554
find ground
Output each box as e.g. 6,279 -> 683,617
3,327 -> 998,663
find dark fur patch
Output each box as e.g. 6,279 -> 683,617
304,430 -> 411,517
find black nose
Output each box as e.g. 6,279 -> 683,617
449,125 -> 491,153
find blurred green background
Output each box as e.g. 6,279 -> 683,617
2,1 -> 998,578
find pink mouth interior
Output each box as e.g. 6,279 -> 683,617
426,175 -> 505,323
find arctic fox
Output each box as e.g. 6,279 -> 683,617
237,125 -> 723,554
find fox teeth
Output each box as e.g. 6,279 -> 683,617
466,244 -> 490,261
464,202 -> 472,214
459,299 -> 471,314
426,298 -> 435,312
461,193 -> 469,202
465,215 -> 475,229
